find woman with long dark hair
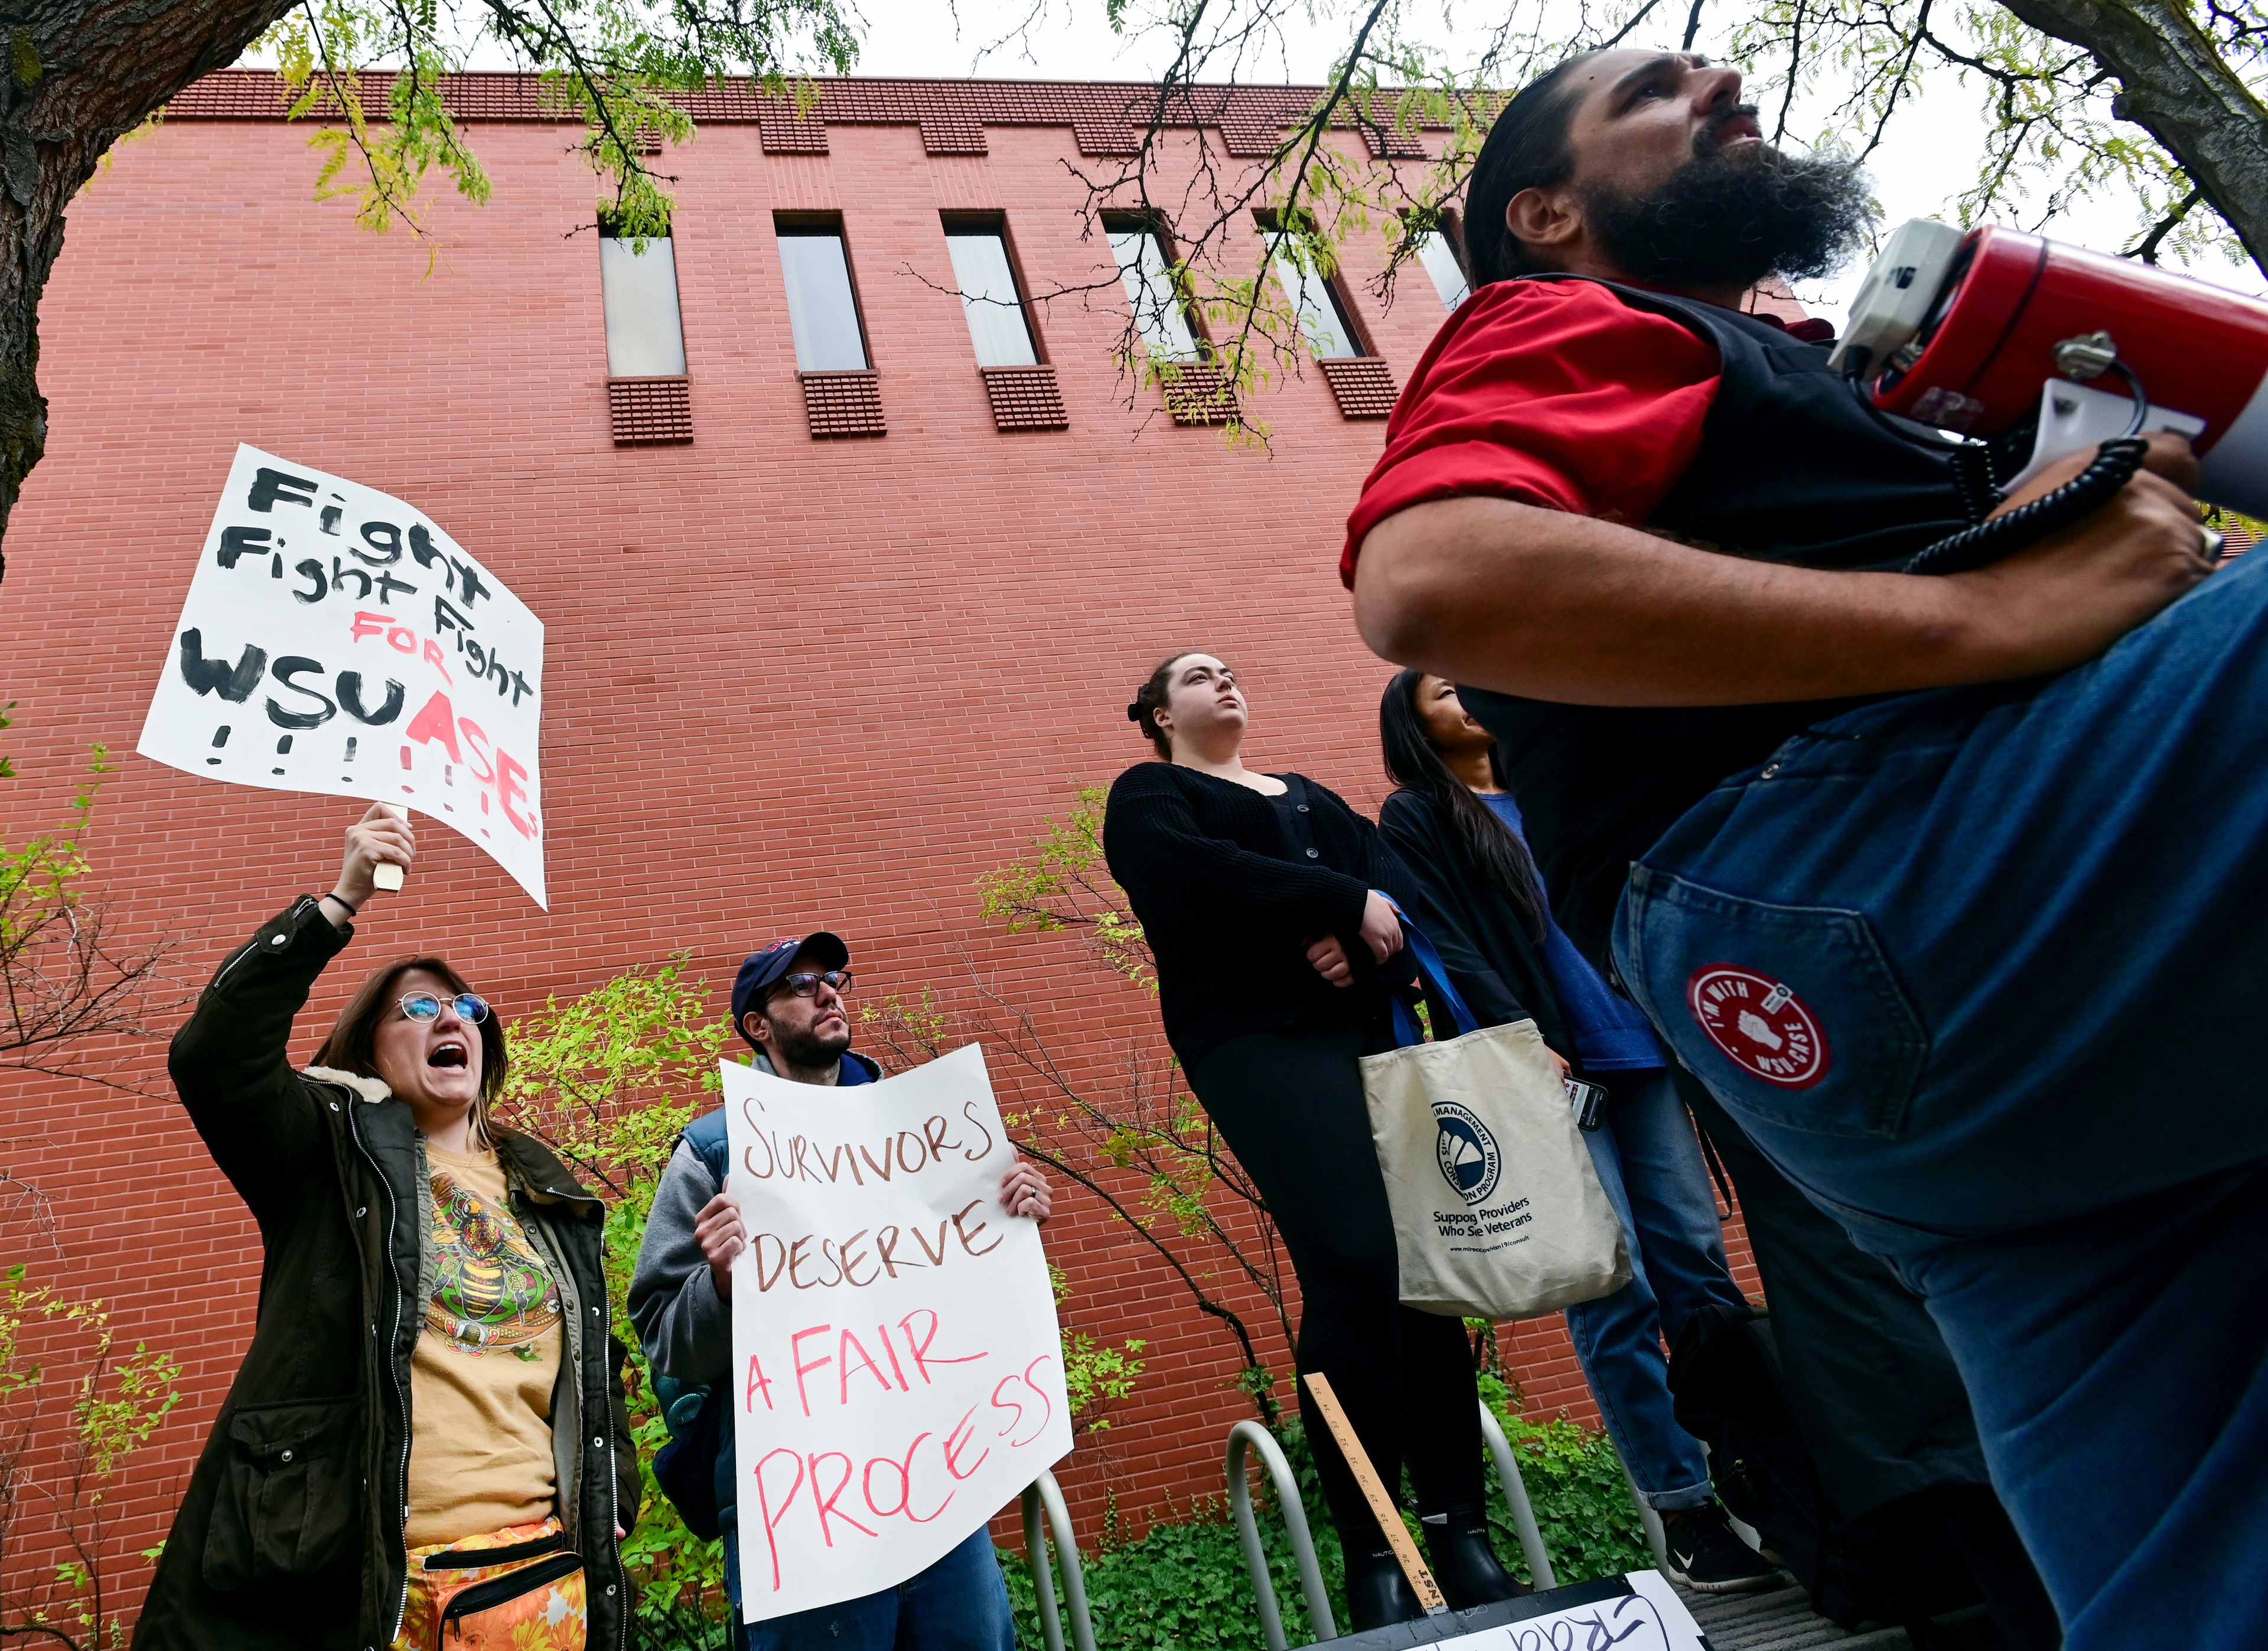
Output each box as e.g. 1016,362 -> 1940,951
1103,651 -> 1523,1629
138,806 -> 638,1651
1377,670 -> 1780,1594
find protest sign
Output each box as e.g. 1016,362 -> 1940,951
1395,1572 -> 1707,1651
136,445 -> 548,906
722,1044 -> 1071,1622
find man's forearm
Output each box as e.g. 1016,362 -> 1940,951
1352,496 -> 1989,707
628,1148 -> 735,1381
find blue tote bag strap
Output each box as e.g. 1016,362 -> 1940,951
1382,898 -> 1480,1048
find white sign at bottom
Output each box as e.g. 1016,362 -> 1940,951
1428,1572 -> 1708,1651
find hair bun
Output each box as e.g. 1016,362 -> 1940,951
1126,700 -> 1146,724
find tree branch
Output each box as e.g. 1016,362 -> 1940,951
2126,182 -> 2206,260
1997,0 -> 2268,275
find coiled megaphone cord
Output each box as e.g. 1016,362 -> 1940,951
1902,437 -> 2149,575
1903,355 -> 2153,576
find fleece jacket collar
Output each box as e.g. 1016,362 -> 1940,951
304,1065 -> 390,1103
750,1048 -> 881,1085
301,1065 -> 599,1212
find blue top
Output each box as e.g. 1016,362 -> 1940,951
1481,791 -> 1664,1072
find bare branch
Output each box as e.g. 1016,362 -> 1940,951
2126,184 -> 2207,261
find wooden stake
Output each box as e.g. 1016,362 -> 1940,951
1302,1372 -> 1450,1615
372,804 -> 407,891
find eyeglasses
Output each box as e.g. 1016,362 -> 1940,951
399,991 -> 490,1025
774,970 -> 852,1000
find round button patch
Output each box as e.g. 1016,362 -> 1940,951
1687,965 -> 1830,1089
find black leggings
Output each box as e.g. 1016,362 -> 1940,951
1191,1019 -> 1485,1549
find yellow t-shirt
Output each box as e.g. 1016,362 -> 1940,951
404,1141 -> 566,1548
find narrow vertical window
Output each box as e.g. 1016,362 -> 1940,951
1108,224 -> 1203,362
1260,218 -> 1364,360
777,218 -> 871,371
944,222 -> 1040,367
599,226 -> 688,376
1418,224 -> 1472,311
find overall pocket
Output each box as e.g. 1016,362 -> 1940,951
201,1394 -> 360,1589
1619,867 -> 1928,1141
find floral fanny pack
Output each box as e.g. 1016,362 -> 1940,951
396,1516 -> 586,1650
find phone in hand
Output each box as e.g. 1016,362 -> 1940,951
1564,1077 -> 1607,1131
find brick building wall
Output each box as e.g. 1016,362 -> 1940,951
0,73 -> 1758,1617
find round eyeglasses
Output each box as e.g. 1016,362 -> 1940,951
399,991 -> 490,1025
775,970 -> 852,999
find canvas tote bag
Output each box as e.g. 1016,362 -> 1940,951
1362,923 -> 1631,1321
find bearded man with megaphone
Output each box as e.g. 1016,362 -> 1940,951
1348,47 -> 2264,1651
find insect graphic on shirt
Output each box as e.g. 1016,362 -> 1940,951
426,1172 -> 561,1357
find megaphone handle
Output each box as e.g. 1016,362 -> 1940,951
373,804 -> 407,891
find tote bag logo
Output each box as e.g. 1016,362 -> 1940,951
1687,965 -> 1830,1088
1433,1102 -> 1503,1205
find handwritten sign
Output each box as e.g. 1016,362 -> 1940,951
723,1045 -> 1071,1623
136,445 -> 548,906
1412,1572 -> 1707,1650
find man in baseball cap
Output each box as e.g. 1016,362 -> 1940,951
628,932 -> 1051,1650
727,931 -> 860,1083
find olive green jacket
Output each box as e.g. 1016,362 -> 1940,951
135,898 -> 640,1651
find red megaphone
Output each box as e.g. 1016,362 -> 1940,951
1832,221 -> 2268,517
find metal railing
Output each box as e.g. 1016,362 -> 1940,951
1226,1420 -> 1339,1650
1621,1461 -> 1673,1576
1226,1401 -> 1578,1649
1475,1401 -> 1558,1589
1020,1468 -> 1097,1651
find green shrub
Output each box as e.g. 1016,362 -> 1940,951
1003,1381 -> 1648,1651
1477,1375 -> 1651,1586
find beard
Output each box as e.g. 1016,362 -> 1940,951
768,1016 -> 852,1071
1584,113 -> 1874,290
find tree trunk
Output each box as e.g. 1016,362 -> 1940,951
1996,0 -> 2268,279
0,0 -> 295,577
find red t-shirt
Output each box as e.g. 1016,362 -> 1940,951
1340,279 -> 1830,585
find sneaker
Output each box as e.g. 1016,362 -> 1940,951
1659,1504 -> 1785,1593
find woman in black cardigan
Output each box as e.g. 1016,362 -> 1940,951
1103,651 -> 1523,1629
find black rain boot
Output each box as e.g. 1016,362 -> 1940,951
1422,1505 -> 1530,1608
1342,1543 -> 1428,1630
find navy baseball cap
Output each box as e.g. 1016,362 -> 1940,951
731,932 -> 851,1045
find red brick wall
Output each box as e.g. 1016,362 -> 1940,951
0,80 -> 1757,1617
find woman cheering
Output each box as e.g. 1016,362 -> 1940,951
138,805 -> 638,1651
1103,652 -> 1522,1629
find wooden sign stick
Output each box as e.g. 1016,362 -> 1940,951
372,803 -> 408,891
1301,1372 -> 1451,1616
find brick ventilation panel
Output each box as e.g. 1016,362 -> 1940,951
1319,357 -> 1399,419
607,376 -> 693,445
800,370 -> 887,437
979,366 -> 1069,432
1161,362 -> 1240,426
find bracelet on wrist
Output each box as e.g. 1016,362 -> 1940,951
322,891 -> 360,916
